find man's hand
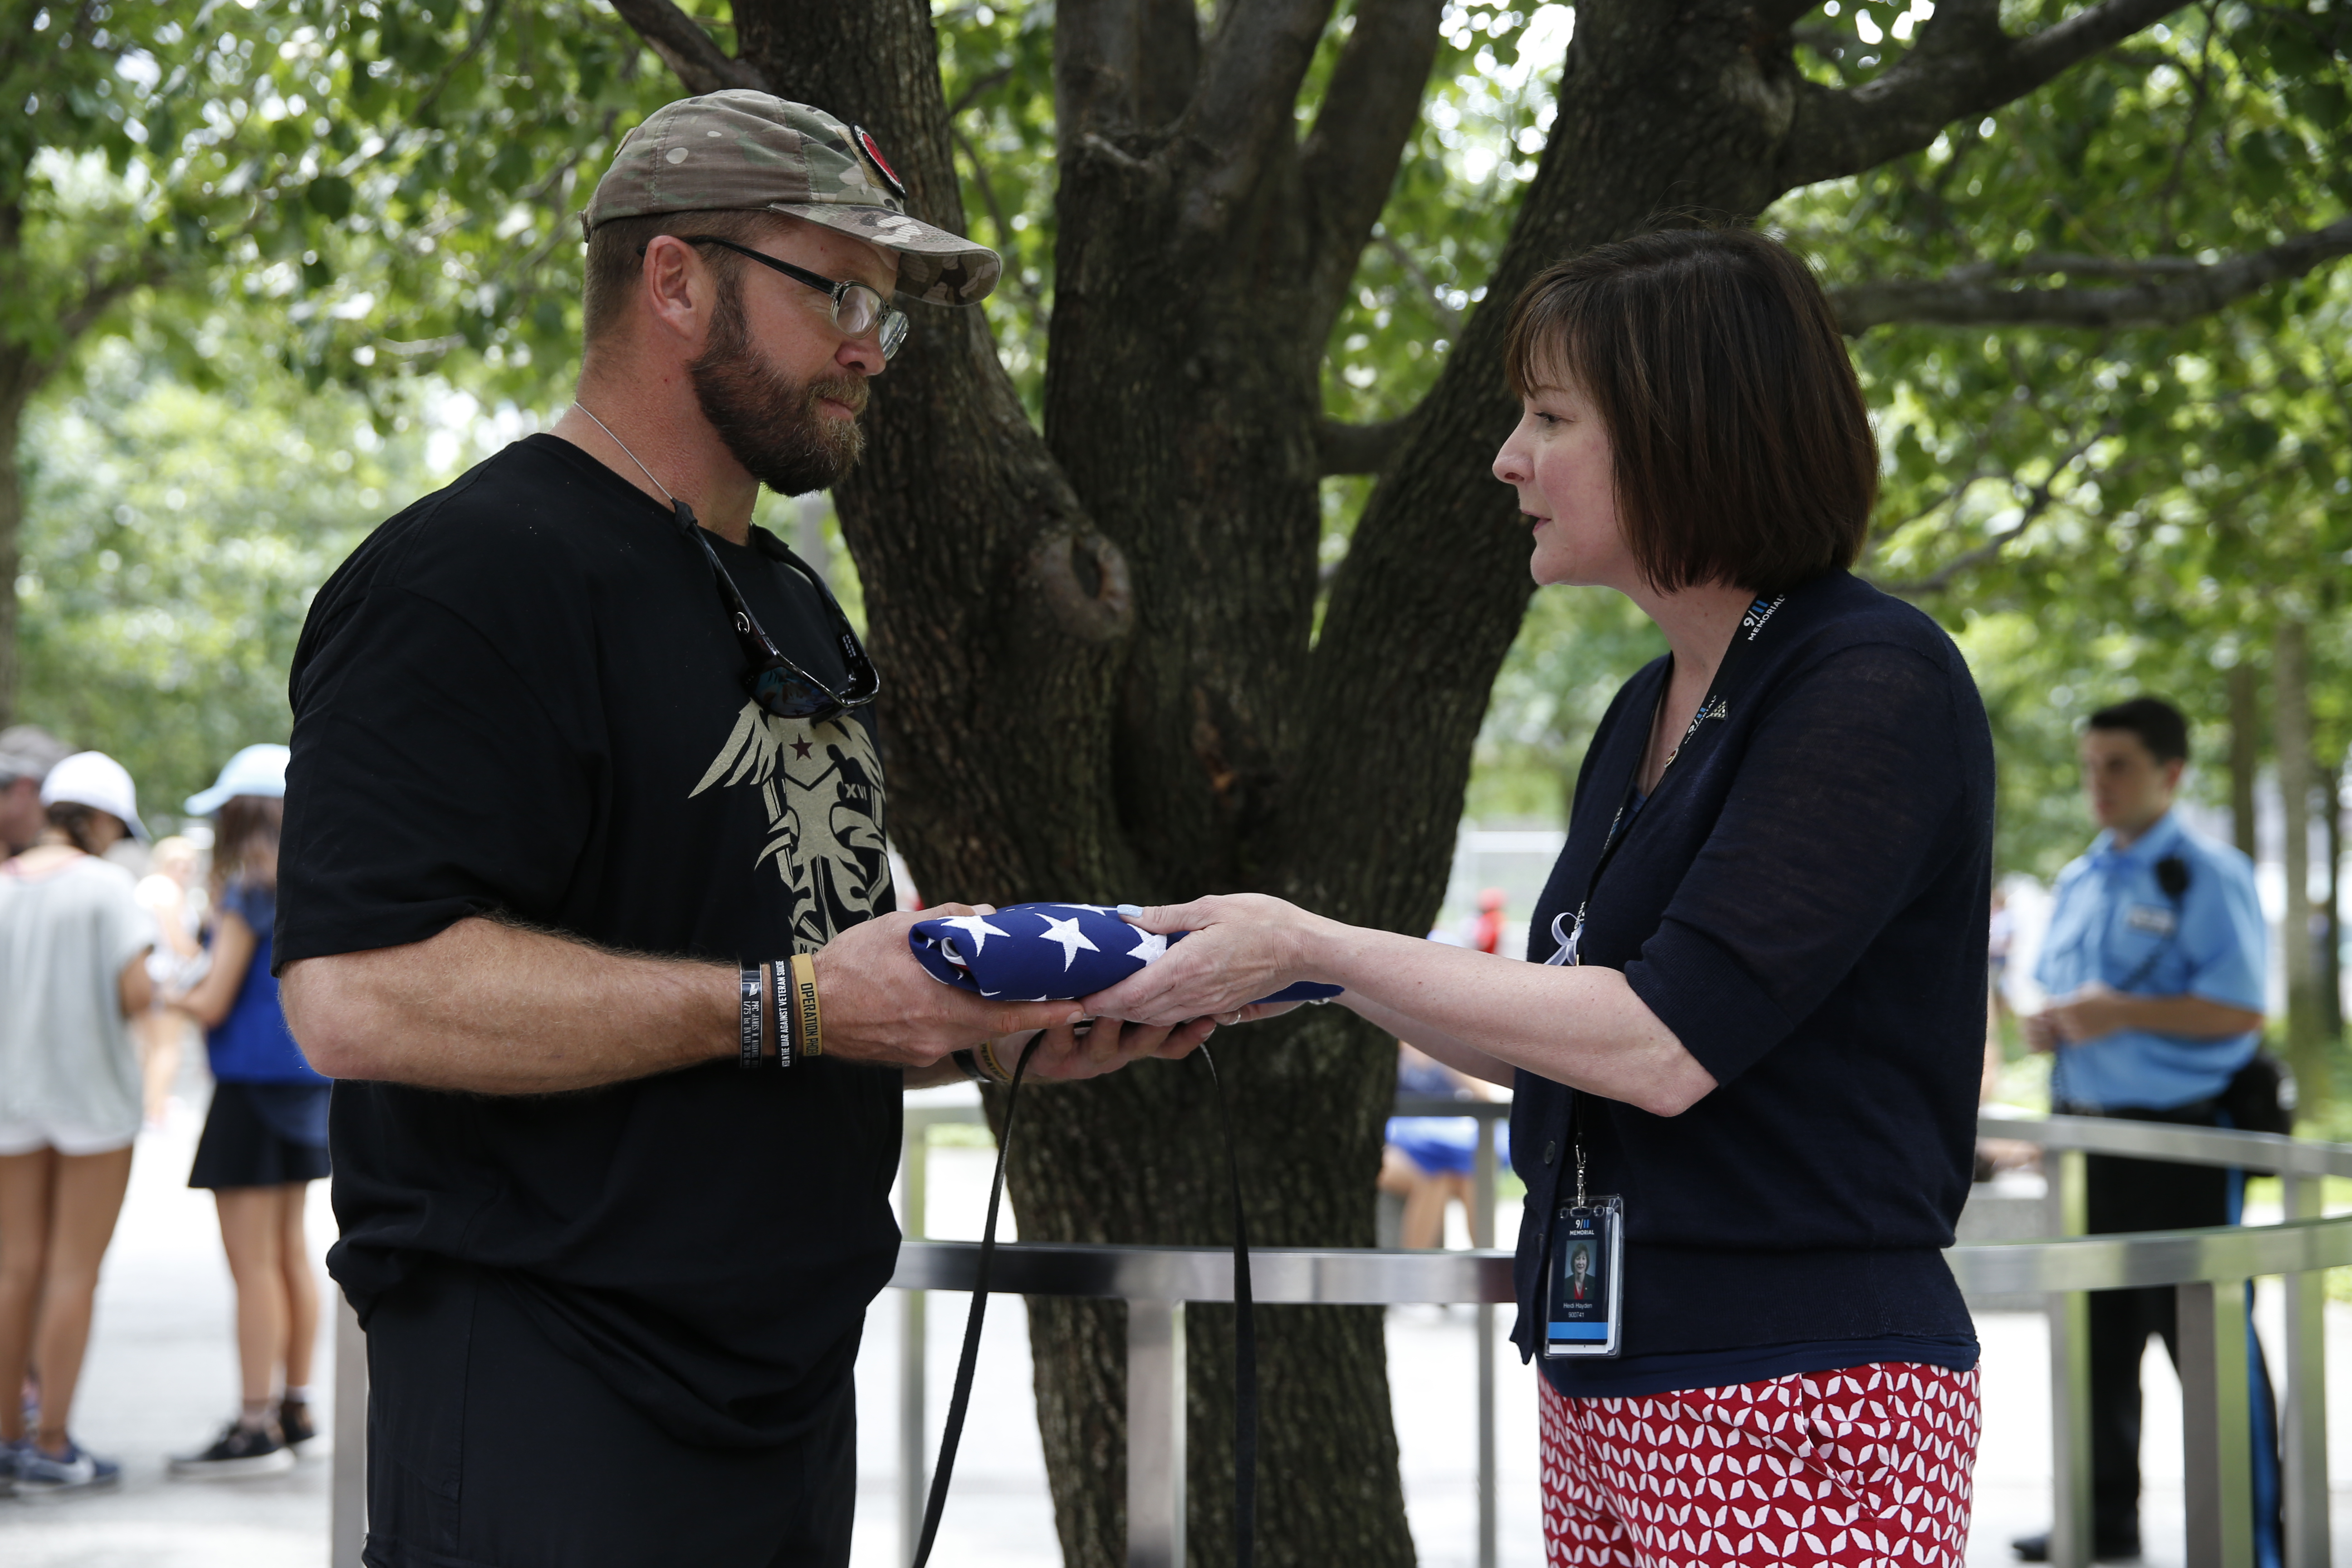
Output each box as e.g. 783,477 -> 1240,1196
2021,1009 -> 2059,1054
1001,1014 -> 1218,1083
2046,982 -> 2132,1044
813,905 -> 1079,1070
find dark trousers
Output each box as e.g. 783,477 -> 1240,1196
2076,1102 -> 2282,1558
362,1261 -> 856,1568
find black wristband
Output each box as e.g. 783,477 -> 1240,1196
773,956 -> 797,1068
738,961 -> 763,1070
951,1049 -> 986,1084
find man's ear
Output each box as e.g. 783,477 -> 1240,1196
640,234 -> 710,348
2161,758 -> 2186,793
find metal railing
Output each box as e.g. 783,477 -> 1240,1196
1969,1113 -> 2352,1568
331,1109 -> 2352,1568
891,1109 -> 2352,1568
893,1095 -> 1514,1568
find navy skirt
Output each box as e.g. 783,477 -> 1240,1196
189,1080 -> 332,1190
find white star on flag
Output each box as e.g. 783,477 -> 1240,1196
934,913 -> 1009,960
1036,913 -> 1100,970
1125,928 -> 1169,964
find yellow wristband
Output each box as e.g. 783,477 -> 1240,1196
790,953 -> 822,1059
975,1036 -> 1013,1084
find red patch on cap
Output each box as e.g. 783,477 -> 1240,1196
853,126 -> 907,198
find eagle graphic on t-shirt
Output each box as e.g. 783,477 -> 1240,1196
688,700 -> 888,951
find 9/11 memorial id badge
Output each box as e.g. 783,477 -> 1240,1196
1544,1196 -> 1624,1359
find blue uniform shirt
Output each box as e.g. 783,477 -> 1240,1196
2034,811 -> 2266,1110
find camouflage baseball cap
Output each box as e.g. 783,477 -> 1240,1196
582,91 -> 1000,308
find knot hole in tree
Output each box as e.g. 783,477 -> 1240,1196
1027,524 -> 1135,645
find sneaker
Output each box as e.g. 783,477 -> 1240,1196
276,1398 -> 317,1451
0,1438 -> 19,1498
15,1436 -> 122,1496
168,1419 -> 295,1480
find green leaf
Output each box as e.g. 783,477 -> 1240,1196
306,174 -> 355,219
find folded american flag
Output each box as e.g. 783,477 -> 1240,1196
908,902 -> 1343,1006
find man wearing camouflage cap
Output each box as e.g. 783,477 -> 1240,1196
275,93 -> 1203,1565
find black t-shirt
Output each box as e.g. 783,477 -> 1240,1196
278,434 -> 902,1447
1505,571 -> 1994,1396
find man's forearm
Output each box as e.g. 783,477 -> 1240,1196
2112,993 -> 2267,1039
283,916 -> 735,1094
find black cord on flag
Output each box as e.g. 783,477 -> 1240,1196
911,1036 -> 1260,1568
909,1029 -> 1039,1568
1197,1042 -> 1259,1568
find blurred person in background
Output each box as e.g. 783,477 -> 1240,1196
1470,888 -> 1509,955
0,751 -> 156,1496
0,725 -> 75,856
2018,696 -> 2279,1565
166,746 -> 327,1480
1380,1040 -> 1506,1250
135,835 -> 211,1130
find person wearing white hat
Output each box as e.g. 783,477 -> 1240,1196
0,749 -> 157,1496
183,743 -> 292,818
163,744 -> 328,1480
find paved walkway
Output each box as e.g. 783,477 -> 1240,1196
4,1083 -> 2347,1565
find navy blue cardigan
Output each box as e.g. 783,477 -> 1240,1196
1507,571 -> 1994,1393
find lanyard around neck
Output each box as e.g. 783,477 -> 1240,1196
1552,593 -> 1785,969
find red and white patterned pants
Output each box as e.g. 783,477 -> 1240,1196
1539,1362 -> 1980,1567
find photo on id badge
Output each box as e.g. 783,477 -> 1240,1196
1545,1197 -> 1623,1358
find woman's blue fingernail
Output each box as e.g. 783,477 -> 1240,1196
1116,903 -> 1145,918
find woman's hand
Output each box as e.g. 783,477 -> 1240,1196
1080,894 -> 1323,1027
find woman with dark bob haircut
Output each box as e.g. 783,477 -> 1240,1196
1088,227 -> 1994,1563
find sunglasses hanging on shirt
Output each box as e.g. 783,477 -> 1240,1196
673,498 -> 880,725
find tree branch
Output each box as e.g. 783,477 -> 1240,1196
607,0 -> 767,95
1831,217 -> 2352,332
1315,412 -> 1419,477
1373,230 -> 1465,337
1054,0 -> 1146,140
1177,0 -> 1339,231
1298,0 -> 1446,348
1776,0 -> 2188,189
1872,419 -> 2126,595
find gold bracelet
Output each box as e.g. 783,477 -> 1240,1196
975,1036 -> 1013,1084
789,952 -> 822,1059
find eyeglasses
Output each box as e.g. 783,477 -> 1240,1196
686,522 -> 881,725
663,234 -> 910,360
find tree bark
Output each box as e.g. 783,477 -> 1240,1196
2276,620 -> 2326,1109
2228,660 -> 2260,860
2323,764 -> 2343,1047
0,361 -> 25,731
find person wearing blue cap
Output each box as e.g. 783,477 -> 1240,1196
0,750 -> 156,1495
165,745 -> 327,1480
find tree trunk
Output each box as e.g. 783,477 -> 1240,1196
2323,764 -> 2343,1046
2276,620 -> 2325,1108
2229,660 -> 2261,860
0,348 -> 32,731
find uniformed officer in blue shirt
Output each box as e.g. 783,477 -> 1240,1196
2013,696 -> 2278,1566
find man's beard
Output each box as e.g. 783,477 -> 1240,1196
689,279 -> 867,497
